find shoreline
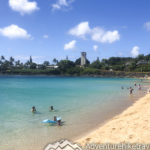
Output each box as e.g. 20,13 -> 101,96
0,71 -> 150,78
0,74 -> 149,79
77,84 -> 150,145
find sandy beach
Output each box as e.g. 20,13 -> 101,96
77,85 -> 150,145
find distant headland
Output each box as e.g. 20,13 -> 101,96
0,52 -> 150,77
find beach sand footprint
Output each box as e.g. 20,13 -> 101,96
85,138 -> 91,142
129,135 -> 133,139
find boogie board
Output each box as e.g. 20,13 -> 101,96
42,119 -> 57,124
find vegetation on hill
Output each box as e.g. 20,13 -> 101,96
0,54 -> 150,76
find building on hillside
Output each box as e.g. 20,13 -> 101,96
46,65 -> 59,69
136,60 -> 148,65
81,52 -> 86,66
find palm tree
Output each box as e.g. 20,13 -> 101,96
1,56 -> 5,62
53,58 -> 58,64
9,57 -> 15,67
29,56 -> 33,64
15,60 -> 21,68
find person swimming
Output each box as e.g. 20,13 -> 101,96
134,83 -> 137,86
31,106 -> 36,113
49,106 -> 54,111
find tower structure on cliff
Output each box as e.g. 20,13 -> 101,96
81,52 -> 86,66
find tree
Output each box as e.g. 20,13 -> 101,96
1,60 -> 10,70
137,54 -> 145,60
30,63 -> 37,69
29,56 -> 33,64
90,60 -> 102,69
1,56 -> 5,61
43,61 -> 50,66
53,58 -> 58,64
9,57 -> 15,67
15,60 -> 20,67
128,62 -> 137,71
58,60 -> 75,71
145,54 -> 150,61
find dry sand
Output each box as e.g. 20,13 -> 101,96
77,88 -> 150,145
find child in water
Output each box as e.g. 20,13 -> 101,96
49,106 -> 54,111
31,106 -> 36,113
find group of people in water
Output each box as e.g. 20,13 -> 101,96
121,83 -> 142,95
31,105 -> 62,126
31,105 -> 54,113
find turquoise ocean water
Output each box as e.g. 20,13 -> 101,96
0,76 -> 147,150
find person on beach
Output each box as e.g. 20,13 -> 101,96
49,106 -> 54,111
148,89 -> 150,93
31,106 -> 36,113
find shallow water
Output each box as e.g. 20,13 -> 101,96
0,76 -> 147,150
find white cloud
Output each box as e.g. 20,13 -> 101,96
93,45 -> 98,51
64,40 -> 76,50
69,22 -> 90,38
52,0 -> 74,11
43,35 -> 49,39
92,28 -> 120,43
68,21 -> 120,43
0,24 -> 31,39
9,0 -> 39,15
144,22 -> 150,31
131,46 -> 140,57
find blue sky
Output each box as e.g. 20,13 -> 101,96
0,0 -> 150,63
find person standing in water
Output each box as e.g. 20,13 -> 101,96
53,116 -> 61,126
54,116 -> 57,121
57,119 -> 61,126
31,106 -> 36,113
129,87 -> 134,94
49,106 -> 54,111
138,84 -> 141,90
